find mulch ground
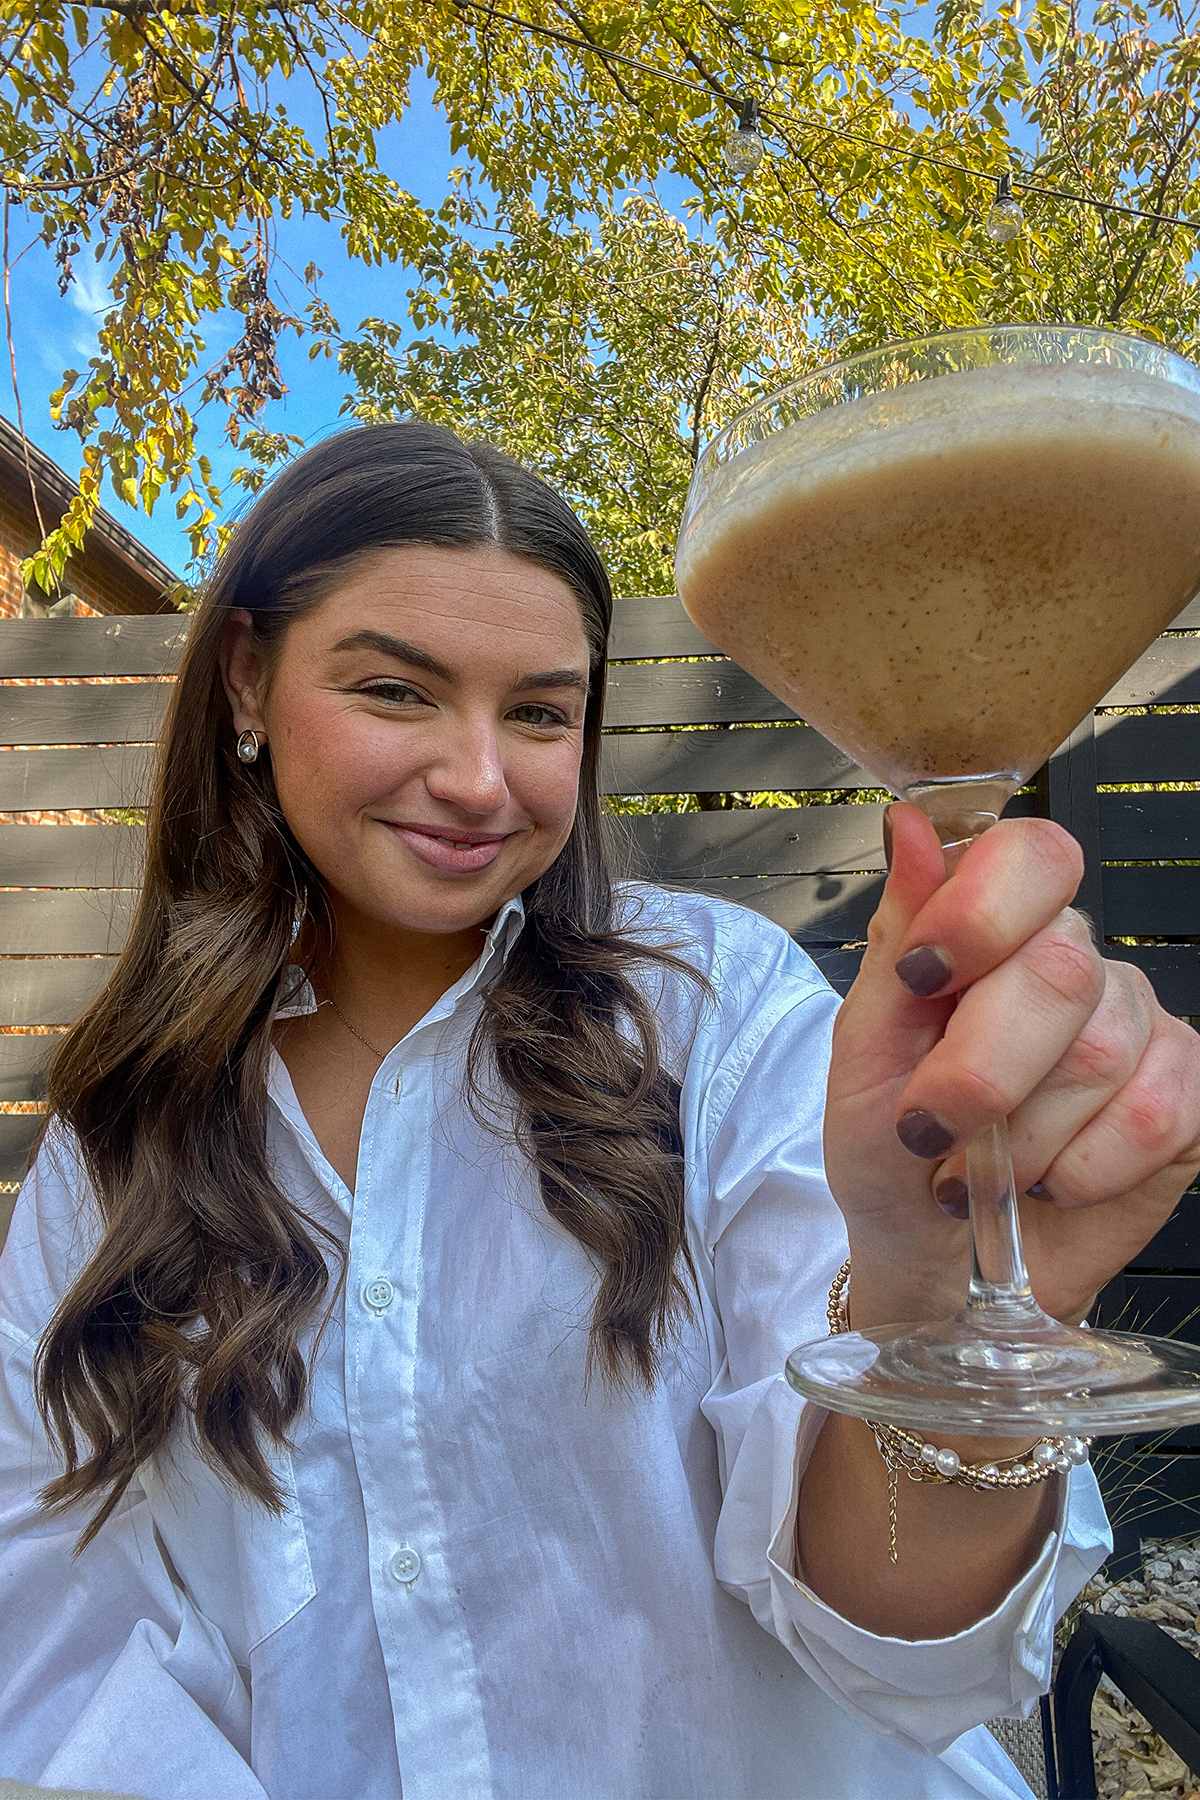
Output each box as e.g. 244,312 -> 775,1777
1076,1535 -> 1200,1797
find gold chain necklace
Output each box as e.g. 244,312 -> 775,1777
320,993 -> 388,1060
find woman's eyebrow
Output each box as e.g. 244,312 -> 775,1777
331,631 -> 587,695
512,669 -> 589,694
330,630 -> 454,682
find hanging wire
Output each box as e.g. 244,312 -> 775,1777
450,0 -> 1200,236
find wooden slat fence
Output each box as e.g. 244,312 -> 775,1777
3,599 -> 1199,1558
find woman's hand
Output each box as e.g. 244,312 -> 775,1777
802,804 -> 1200,1636
823,803 -> 1200,1333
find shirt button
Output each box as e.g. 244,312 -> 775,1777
362,1277 -> 395,1314
389,1544 -> 422,1585
392,1070 -> 403,1099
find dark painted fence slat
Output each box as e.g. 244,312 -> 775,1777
1096,1452 -> 1200,1545
1114,1274 -> 1200,1343
0,957 -> 118,1027
615,805 -> 888,879
0,682 -> 170,749
1099,790 -> 1200,861
0,590 -> 1185,687
0,824 -> 144,889
0,745 -> 156,812
0,1034 -> 57,1103
1114,946 -> 1200,1017
1101,636 -> 1200,707
1095,713 -> 1200,785
599,725 -> 872,796
607,595 -> 716,660
603,661 -> 795,728
1128,1194 -> 1200,1272
1148,1423 -> 1200,1448
1039,717 -> 1104,934
1102,865 -> 1200,938
615,794 -> 1035,880
0,890 -> 140,955
0,616 -> 188,679
1167,594 -> 1200,629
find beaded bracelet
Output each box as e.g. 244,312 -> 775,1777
825,1257 -> 1091,1562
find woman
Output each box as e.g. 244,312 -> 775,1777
1,423 -> 1197,1800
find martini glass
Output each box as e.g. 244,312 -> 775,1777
675,324 -> 1200,1435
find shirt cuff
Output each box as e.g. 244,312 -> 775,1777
762,1400 -> 1111,1756
36,1605 -> 266,1800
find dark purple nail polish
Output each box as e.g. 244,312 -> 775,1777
895,945 -> 953,997
896,1110 -> 956,1159
935,1177 -> 969,1219
1027,1181 -> 1052,1199
882,804 -> 895,873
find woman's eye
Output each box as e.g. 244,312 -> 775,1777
358,681 -> 429,707
509,703 -> 567,727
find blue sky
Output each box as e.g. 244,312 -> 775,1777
2,71 -> 463,576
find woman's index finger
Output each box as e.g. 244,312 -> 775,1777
893,815 -> 1085,998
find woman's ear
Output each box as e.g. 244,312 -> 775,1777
219,608 -> 269,736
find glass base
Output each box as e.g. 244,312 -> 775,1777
785,1312 -> 1200,1435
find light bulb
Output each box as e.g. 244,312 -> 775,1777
724,96 -> 764,179
985,171 -> 1024,244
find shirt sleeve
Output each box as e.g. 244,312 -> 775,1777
0,1132 -> 269,1800
688,936 -> 1111,1756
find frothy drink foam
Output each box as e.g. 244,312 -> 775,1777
675,362 -> 1200,796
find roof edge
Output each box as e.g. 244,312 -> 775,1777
0,413 -> 181,602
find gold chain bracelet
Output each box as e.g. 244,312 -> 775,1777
824,1257 -> 1091,1562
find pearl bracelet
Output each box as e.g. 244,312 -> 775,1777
825,1257 -> 1091,1561
870,1420 -> 1091,1488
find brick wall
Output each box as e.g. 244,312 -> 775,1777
0,482 -> 33,618
0,465 -> 166,618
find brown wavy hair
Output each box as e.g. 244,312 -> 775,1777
34,422 -> 702,1549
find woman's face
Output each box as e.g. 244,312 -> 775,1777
220,544 -> 593,940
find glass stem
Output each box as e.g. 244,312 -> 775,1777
903,774 -> 1051,1334
964,1119 -> 1045,1328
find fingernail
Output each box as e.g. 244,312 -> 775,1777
935,1177 -> 969,1219
882,804 -> 895,873
896,1110 -> 956,1159
895,945 -> 953,997
1027,1181 -> 1051,1199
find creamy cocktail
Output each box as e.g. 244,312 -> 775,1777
675,327 -> 1200,1434
676,361 -> 1200,800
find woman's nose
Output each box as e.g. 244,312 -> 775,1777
423,719 -> 509,813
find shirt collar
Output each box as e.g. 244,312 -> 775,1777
268,891 -> 528,1215
275,890 -> 527,1024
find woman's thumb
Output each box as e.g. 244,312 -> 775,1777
863,802 -> 950,971
828,801 -> 957,1106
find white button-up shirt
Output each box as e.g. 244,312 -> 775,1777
0,887 -> 1109,1800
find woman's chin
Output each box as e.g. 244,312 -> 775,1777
326,868 -> 524,940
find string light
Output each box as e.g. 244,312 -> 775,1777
724,95 -> 765,179
450,0 -> 1200,237
986,171 -> 1025,243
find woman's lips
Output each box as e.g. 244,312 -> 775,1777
383,822 -> 509,874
